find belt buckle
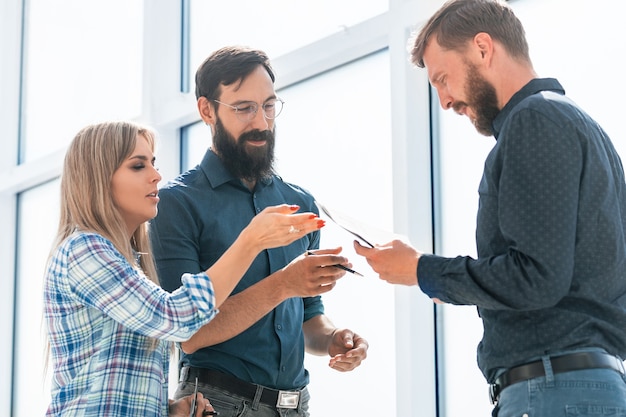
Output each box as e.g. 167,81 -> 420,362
276,390 -> 300,409
488,384 -> 500,405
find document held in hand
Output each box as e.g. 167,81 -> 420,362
315,201 -> 405,248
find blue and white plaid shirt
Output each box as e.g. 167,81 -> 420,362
44,231 -> 218,416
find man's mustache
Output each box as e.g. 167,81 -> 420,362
239,129 -> 273,143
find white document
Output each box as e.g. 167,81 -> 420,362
315,201 -> 405,247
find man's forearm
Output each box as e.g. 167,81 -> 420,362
180,270 -> 287,353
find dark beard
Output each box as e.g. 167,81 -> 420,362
456,63 -> 500,136
212,118 -> 275,182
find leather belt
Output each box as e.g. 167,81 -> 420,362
489,351 -> 625,404
180,366 -> 303,409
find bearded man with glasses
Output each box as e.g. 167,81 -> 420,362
150,45 -> 369,417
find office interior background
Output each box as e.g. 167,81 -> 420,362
1,0 -> 625,416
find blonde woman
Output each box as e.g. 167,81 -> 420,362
43,121 -> 324,417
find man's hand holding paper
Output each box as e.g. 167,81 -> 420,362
353,239 -> 421,286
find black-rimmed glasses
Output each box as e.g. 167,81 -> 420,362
212,98 -> 284,122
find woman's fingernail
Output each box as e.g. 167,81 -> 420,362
317,220 -> 326,228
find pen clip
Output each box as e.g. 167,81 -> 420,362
189,376 -> 199,417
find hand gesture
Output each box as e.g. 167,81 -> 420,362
278,248 -> 349,298
353,239 -> 420,286
328,329 -> 369,372
168,392 -> 215,417
241,204 -> 325,252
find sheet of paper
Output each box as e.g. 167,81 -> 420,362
315,201 -> 405,247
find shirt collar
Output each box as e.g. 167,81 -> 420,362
492,78 -> 565,139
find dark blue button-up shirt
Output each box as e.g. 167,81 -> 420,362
419,78 -> 626,381
150,149 -> 323,390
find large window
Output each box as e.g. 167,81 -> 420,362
278,52 -> 396,417
21,0 -> 143,163
14,180 -> 59,416
188,0 -> 388,83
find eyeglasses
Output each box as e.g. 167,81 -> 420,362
212,98 -> 284,122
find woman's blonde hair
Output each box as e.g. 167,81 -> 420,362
53,120 -> 159,282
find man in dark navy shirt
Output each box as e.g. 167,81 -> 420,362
150,46 -> 368,416
355,0 -> 626,414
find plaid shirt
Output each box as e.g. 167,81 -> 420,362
44,231 -> 218,416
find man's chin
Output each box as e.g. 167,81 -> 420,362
472,120 -> 494,137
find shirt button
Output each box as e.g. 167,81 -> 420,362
276,324 -> 282,330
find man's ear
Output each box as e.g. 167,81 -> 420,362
473,32 -> 494,63
198,96 -> 216,126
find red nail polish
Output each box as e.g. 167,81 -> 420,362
317,220 -> 326,228
309,214 -> 318,219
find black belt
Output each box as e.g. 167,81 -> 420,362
180,366 -> 303,409
489,351 -> 625,404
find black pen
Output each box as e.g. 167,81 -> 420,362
306,251 -> 364,277
189,377 -> 199,417
190,376 -> 220,416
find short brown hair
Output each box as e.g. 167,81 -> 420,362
195,45 -> 275,100
410,0 -> 530,68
